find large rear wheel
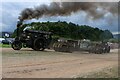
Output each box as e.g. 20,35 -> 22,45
33,38 -> 45,51
11,41 -> 22,50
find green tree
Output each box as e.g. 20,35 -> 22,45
12,21 -> 113,41
100,30 -> 113,41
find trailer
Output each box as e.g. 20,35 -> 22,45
53,39 -> 110,54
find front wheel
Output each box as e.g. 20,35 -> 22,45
11,41 -> 22,50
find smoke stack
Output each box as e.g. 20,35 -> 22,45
16,18 -> 23,37
17,21 -> 23,27
19,2 -> 118,21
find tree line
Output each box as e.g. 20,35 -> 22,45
12,21 -> 113,41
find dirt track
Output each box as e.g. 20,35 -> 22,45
2,48 -> 118,78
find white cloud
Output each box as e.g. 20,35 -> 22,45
112,32 -> 120,35
1,0 -> 51,2
1,2 -> 51,32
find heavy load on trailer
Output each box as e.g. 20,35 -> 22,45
53,39 -> 80,53
53,39 -> 74,53
53,39 -> 110,54
88,42 -> 110,54
11,21 -> 52,51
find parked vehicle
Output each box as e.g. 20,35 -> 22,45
2,39 -> 10,44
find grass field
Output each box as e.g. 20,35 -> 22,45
77,66 -> 118,78
0,44 -> 11,48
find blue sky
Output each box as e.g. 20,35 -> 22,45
1,1 -> 119,34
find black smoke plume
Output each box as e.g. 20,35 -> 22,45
19,2 -> 118,22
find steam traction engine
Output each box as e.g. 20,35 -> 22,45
11,21 -> 52,51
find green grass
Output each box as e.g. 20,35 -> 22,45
77,66 -> 118,78
0,43 -> 11,48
